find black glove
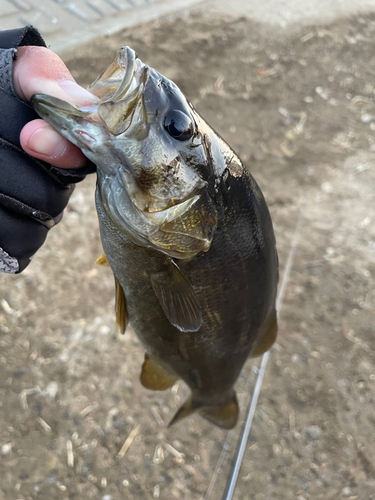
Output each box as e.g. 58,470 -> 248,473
0,26 -> 95,273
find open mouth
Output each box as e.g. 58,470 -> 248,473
90,47 -> 149,137
89,46 -> 147,103
32,46 -> 149,143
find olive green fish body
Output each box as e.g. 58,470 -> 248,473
32,47 -> 278,428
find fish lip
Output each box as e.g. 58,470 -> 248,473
31,93 -> 99,145
31,93 -> 94,115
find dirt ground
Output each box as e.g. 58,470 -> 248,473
1,7 -> 375,500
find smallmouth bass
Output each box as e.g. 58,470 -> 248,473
32,47 -> 278,429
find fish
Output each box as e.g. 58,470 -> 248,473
32,46 -> 278,429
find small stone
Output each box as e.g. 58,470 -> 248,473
45,381 -> 59,399
99,325 -> 111,335
172,440 -> 182,450
321,182 -> 333,193
341,486 -> 352,496
303,425 -> 322,440
315,86 -> 328,100
46,470 -> 58,484
278,107 -> 289,117
361,113 -> 373,123
59,350 -> 69,363
1,443 -> 12,455
13,368 -> 26,378
153,485 -> 160,498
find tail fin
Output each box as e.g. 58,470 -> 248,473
168,395 -> 197,427
199,391 -> 238,429
168,391 -> 239,429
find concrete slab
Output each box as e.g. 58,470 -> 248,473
49,0 -> 204,54
0,0 -> 204,54
3,0 -> 375,54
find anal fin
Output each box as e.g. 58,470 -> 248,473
150,259 -> 202,332
115,278 -> 128,334
96,253 -> 109,266
140,354 -> 177,390
250,310 -> 278,357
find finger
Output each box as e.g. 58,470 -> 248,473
20,119 -> 87,169
13,46 -> 95,169
13,46 -> 96,104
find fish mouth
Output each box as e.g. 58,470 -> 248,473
31,93 -> 100,149
89,46 -> 145,103
88,46 -> 149,137
32,47 -> 149,151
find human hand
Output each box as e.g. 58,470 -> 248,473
12,46 -> 96,169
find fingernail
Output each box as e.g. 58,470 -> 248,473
28,127 -> 67,157
58,80 -> 96,103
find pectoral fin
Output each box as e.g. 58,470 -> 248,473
199,392 -> 239,429
95,255 -> 127,333
96,253 -> 109,266
250,310 -> 278,357
115,278 -> 128,334
140,354 -> 177,390
150,260 -> 202,332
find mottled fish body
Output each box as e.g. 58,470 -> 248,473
32,47 -> 278,428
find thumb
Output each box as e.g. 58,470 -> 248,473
13,46 -> 96,105
13,46 -> 96,169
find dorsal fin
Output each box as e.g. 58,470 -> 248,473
250,310 -> 278,357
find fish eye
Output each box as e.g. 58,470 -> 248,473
164,110 -> 194,141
